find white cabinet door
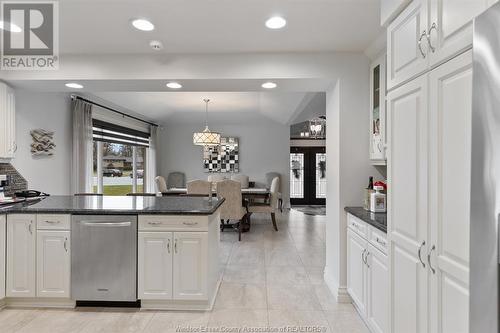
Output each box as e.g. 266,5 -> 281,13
366,244 -> 389,333
173,232 -> 208,300
387,0 -> 429,90
347,229 -> 367,315
138,232 -> 173,300
428,50 -> 472,333
6,214 -> 36,297
36,230 -> 70,298
387,75 -> 429,333
0,83 -> 16,159
428,0 -> 489,67
0,215 -> 5,300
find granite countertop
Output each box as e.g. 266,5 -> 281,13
344,206 -> 387,233
0,195 -> 225,215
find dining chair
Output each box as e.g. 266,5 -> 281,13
265,172 -> 283,212
247,177 -> 280,231
167,172 -> 186,189
216,180 -> 247,241
207,174 -> 226,183
155,176 -> 168,193
187,180 -> 212,195
230,174 -> 249,189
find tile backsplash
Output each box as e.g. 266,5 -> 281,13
0,163 -> 27,196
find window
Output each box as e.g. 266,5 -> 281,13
92,120 -> 149,196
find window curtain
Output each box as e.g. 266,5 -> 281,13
71,99 -> 93,194
145,125 -> 158,192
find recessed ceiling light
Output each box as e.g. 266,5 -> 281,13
262,82 -> 277,89
131,19 -> 155,31
166,82 -> 182,89
65,83 -> 83,89
265,16 -> 286,29
0,21 -> 22,32
149,40 -> 163,50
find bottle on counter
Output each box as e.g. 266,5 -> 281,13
364,177 -> 374,211
370,185 -> 386,213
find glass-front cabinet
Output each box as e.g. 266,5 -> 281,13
370,54 -> 387,165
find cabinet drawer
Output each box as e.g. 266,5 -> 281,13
369,227 -> 388,255
36,214 -> 71,230
139,215 -> 208,232
347,214 -> 368,238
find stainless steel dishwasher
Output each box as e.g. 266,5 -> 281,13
71,215 -> 137,302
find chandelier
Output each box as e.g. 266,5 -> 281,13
193,99 -> 221,146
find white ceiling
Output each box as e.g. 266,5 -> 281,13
90,91 -> 317,124
58,0 -> 382,54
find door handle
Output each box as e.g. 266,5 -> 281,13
182,222 -> 198,226
44,220 -> 60,224
362,249 -> 367,265
418,240 -> 426,268
64,238 -> 68,252
427,245 -> 436,274
418,30 -> 428,58
365,252 -> 370,268
174,239 -> 178,254
167,238 -> 171,254
28,221 -> 33,234
80,221 -> 131,227
427,22 -> 438,53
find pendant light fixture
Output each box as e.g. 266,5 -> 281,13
193,99 -> 221,146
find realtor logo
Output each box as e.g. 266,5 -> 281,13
1,1 -> 59,70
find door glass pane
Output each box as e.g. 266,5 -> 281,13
92,141 -> 98,193
316,153 -> 326,199
135,146 -> 145,193
290,153 -> 304,198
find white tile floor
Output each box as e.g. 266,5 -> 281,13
0,209 -> 369,333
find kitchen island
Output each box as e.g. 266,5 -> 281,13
0,195 -> 224,311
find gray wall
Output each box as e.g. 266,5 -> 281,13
11,91 -> 72,195
159,119 -> 290,205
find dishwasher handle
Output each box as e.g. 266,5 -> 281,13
80,221 -> 132,227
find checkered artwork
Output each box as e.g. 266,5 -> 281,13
203,137 -> 239,173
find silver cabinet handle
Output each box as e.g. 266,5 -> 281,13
365,252 -> 370,268
418,30 -> 428,58
64,237 -> 68,252
375,237 -> 386,246
174,239 -> 178,254
28,221 -> 33,234
418,240 -> 426,268
44,220 -> 60,224
427,245 -> 436,274
427,22 -> 437,53
148,221 -> 161,225
81,221 -> 131,227
362,249 -> 367,265
167,238 -> 171,253
182,222 -> 198,226
13,141 -> 17,153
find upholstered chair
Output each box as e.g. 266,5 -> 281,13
230,174 -> 250,189
167,172 -> 186,189
155,176 -> 168,193
208,174 -> 226,183
216,180 -> 247,241
265,172 -> 283,212
248,177 -> 280,231
187,180 -> 212,195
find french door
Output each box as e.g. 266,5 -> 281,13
290,146 -> 326,205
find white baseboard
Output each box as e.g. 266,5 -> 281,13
323,269 -> 352,303
4,298 -> 76,308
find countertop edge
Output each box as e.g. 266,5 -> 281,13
344,206 -> 387,233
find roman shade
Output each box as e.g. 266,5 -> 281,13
92,119 -> 150,147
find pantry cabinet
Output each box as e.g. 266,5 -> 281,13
138,232 -> 173,300
36,230 -> 71,298
387,0 -> 489,91
0,215 -> 5,300
6,214 -> 36,297
0,82 -> 16,159
347,213 -> 389,333
387,51 -> 472,333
